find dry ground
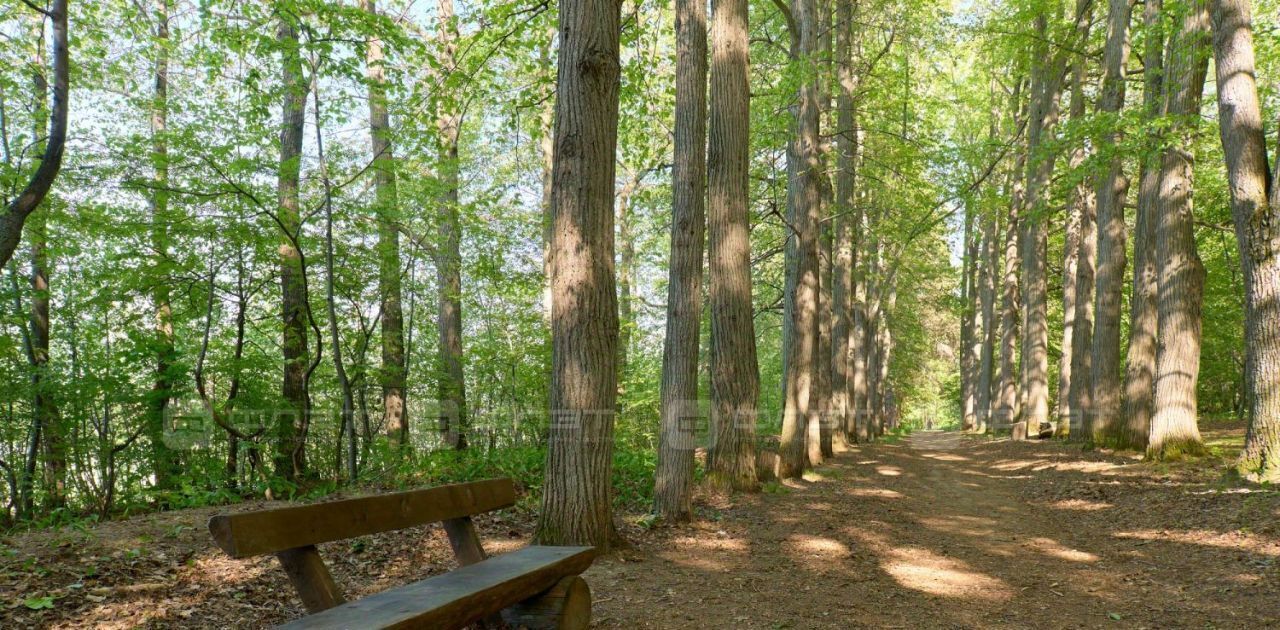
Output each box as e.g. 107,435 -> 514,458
3,421 -> 1277,629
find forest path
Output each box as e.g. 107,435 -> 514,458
1,426 -> 1276,628
590,430 -> 1280,629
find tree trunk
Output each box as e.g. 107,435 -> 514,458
779,0 -> 822,478
1208,0 -> 1280,482
363,0 -> 408,450
1057,175 -> 1082,436
975,198 -> 999,432
815,191 -> 833,461
832,0 -> 859,444
995,143 -> 1025,433
312,79 -> 357,482
0,0 -> 67,273
148,0 -> 180,489
961,198 -> 979,432
705,0 -> 759,490
1019,0 -> 1094,441
535,0 -> 623,550
1119,0 -> 1165,451
654,0 -> 707,521
616,174 -> 638,382
1088,0 -> 1135,443
27,13 -> 65,509
276,17 -> 310,481
1148,0 -> 1210,461
1061,62 -> 1098,439
435,0 -> 468,451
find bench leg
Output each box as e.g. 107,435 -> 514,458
501,575 -> 591,630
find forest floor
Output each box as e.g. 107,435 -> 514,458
2,418 -> 1278,629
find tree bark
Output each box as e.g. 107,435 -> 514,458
1119,0 -> 1165,451
312,78 -> 357,482
961,197 -> 980,432
276,17 -> 310,480
1148,0 -> 1211,460
0,0 -> 67,273
1018,0 -> 1092,440
1088,0 -> 1135,443
832,0 -> 859,443
616,173 -> 638,382
706,0 -> 759,490
436,0 -> 468,451
1208,0 -> 1280,482
995,138 -> 1025,433
148,0 -> 180,489
1060,62 -> 1098,439
654,0 -> 707,521
362,0 -> 408,450
976,195 -> 999,432
779,0 -> 822,478
1017,13 -> 1060,441
535,0 -> 623,550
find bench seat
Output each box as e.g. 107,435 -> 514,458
277,545 -> 594,629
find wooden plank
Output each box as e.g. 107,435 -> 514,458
442,516 -> 487,566
275,546 -> 595,630
207,478 -> 515,558
276,545 -> 345,613
440,516 -> 504,628
501,575 -> 592,629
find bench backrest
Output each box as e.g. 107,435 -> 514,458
208,478 -> 516,558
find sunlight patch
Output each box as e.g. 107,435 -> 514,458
882,546 -> 1011,600
1113,529 -> 1280,556
1026,537 -> 1099,563
875,466 -> 903,477
845,487 -> 905,499
787,534 -> 851,558
1045,498 -> 1113,512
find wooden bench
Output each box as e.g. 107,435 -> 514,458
207,478 -> 595,629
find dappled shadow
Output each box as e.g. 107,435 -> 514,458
586,426 -> 1280,628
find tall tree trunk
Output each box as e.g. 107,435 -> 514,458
850,186 -> 870,442
1056,177 -> 1082,436
961,197 -> 979,432
654,0 -> 707,521
616,174 -> 638,381
832,0 -> 859,444
1119,0 -> 1165,450
26,12 -> 64,509
276,17 -> 309,480
976,206 -> 999,431
148,0 -> 180,489
0,0 -> 66,273
535,0 -> 623,549
1148,0 -> 1211,460
1060,63 -> 1098,439
1088,0 -> 1135,443
436,0 -> 468,450
539,32 -> 556,323
812,0 -> 835,460
995,142 -> 1025,433
1018,0 -> 1092,439
312,78 -> 357,482
1209,0 -> 1280,482
706,0 -> 759,490
1017,12 -> 1059,441
814,194 -> 833,461
363,0 -> 408,450
780,0 -> 822,478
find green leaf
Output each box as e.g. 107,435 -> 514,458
23,595 -> 55,610
1107,612 -> 1122,621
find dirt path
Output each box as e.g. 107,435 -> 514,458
589,432 -> 1280,629
2,429 -> 1277,628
